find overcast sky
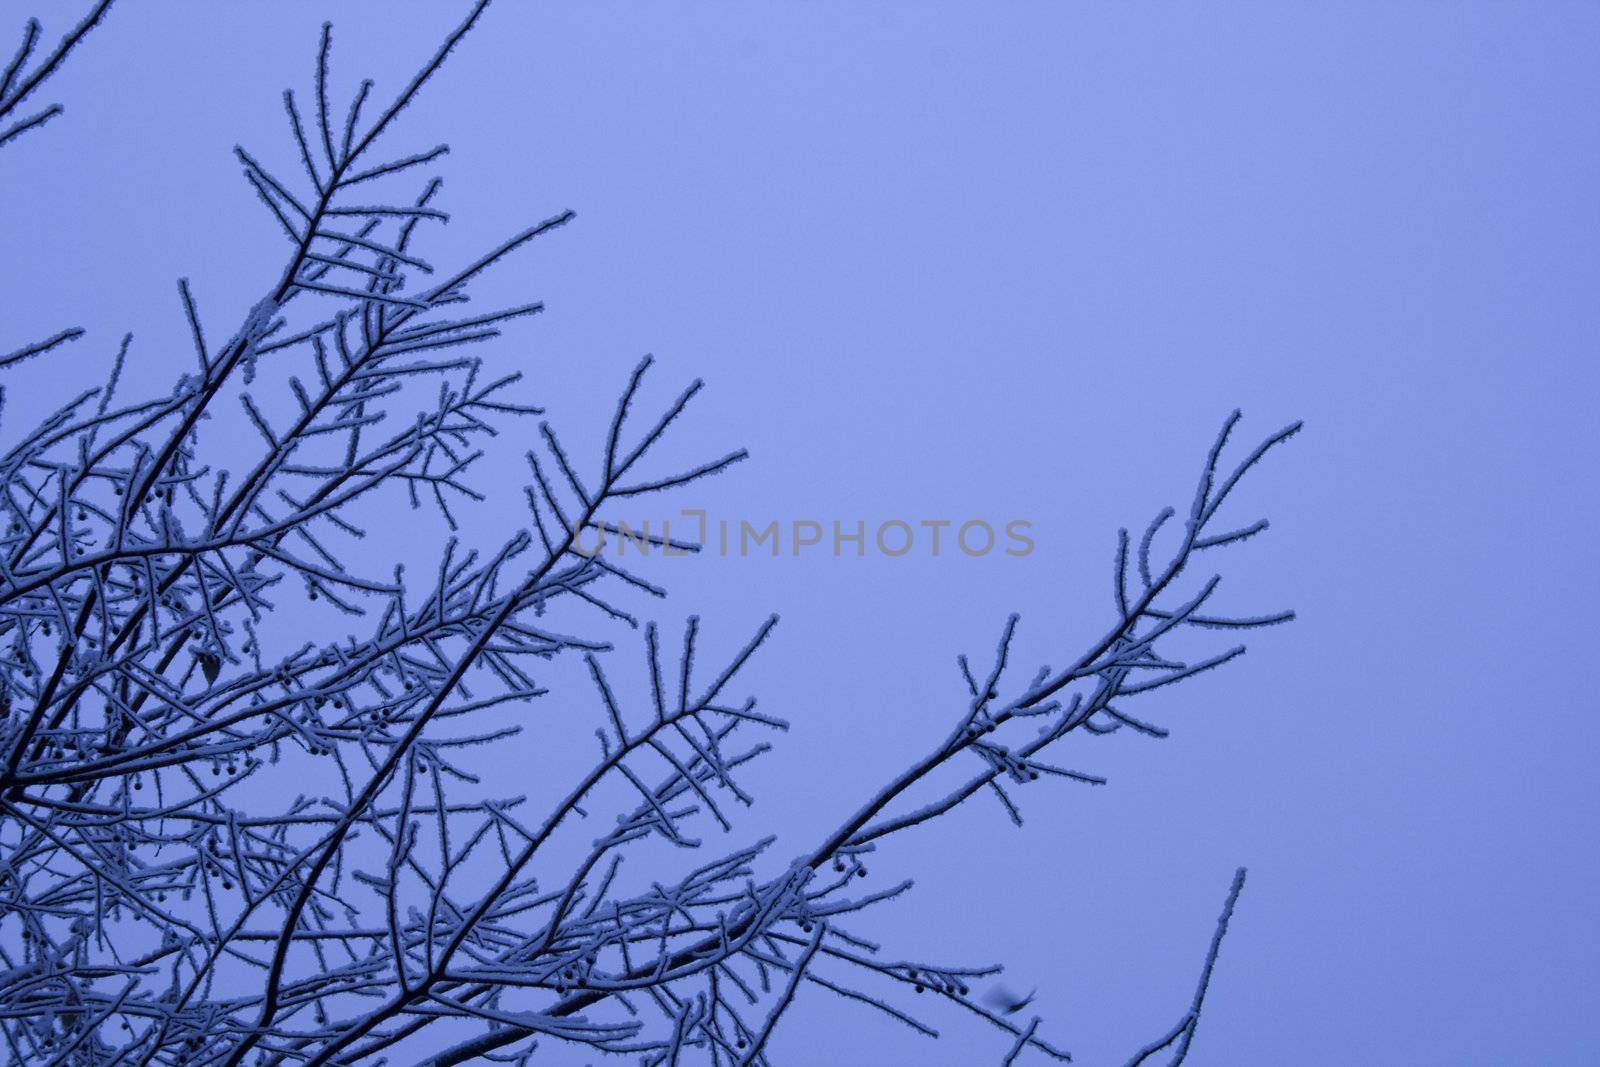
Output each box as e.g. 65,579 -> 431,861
5,3 -> 1598,1063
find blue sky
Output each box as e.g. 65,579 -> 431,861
5,3 -> 1598,1063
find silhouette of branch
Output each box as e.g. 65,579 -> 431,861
0,4 -> 1297,1065
0,1 -> 114,149
1123,867 -> 1249,1067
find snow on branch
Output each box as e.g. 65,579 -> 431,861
0,5 -> 1297,1065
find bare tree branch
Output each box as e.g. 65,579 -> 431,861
0,5 -> 1298,1066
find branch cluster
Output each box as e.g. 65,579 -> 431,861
0,6 -> 1297,1065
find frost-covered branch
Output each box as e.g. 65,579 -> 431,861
0,4 -> 1299,1065
0,1 -> 113,150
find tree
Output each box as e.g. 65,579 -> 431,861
0,4 -> 1300,1063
